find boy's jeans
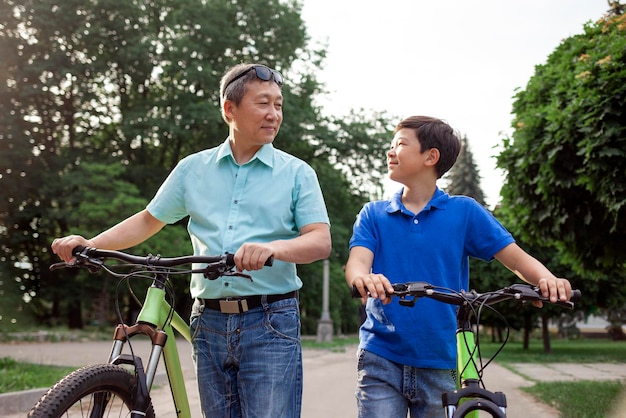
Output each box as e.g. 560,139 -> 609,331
356,348 -> 456,417
190,297 -> 302,418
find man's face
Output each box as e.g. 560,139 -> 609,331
228,80 -> 283,146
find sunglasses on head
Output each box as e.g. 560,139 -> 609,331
223,65 -> 284,94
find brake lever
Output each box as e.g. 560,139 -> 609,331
504,284 -> 575,309
50,262 -> 71,271
49,258 -> 103,273
202,262 -> 254,282
222,271 -> 254,282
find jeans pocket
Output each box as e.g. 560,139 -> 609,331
266,304 -> 300,341
356,348 -> 366,371
189,301 -> 204,342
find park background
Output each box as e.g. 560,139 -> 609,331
1,0 -> 625,348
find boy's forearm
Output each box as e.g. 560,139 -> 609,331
495,243 -> 553,285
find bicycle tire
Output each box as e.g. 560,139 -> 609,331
453,398 -> 506,418
27,363 -> 155,418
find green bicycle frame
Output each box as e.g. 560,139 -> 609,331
456,329 -> 480,418
443,306 -> 507,417
109,284 -> 193,418
456,329 -> 480,384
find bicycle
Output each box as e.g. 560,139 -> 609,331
28,246 -> 272,418
352,281 -> 581,418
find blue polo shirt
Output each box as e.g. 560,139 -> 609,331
147,139 -> 330,299
349,187 -> 514,369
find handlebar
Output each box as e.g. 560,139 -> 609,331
50,246 -> 274,281
352,282 -> 581,309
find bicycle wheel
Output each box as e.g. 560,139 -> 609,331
28,363 -> 155,418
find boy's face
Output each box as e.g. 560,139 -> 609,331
387,128 -> 429,183
226,80 -> 283,146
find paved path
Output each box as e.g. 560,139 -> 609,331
1,340 -> 625,417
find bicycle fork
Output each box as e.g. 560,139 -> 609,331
106,283 -> 193,417
107,323 -> 162,417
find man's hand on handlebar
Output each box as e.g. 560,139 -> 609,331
351,273 -> 395,305
51,235 -> 94,264
234,242 -> 275,273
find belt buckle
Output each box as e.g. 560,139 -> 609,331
219,298 -> 249,314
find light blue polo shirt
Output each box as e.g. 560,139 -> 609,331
147,139 -> 330,299
349,187 -> 514,369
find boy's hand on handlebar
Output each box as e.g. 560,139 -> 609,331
351,274 -> 395,305
536,277 -> 572,307
51,235 -> 94,263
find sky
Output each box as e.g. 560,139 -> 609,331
300,0 -> 611,207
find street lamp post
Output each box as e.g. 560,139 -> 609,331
316,259 -> 333,343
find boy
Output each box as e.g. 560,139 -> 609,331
345,115 -> 571,417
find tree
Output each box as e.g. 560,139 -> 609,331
495,6 -> 626,318
445,136 -> 487,206
445,136 -> 585,350
0,0 -> 392,331
318,109 -> 396,199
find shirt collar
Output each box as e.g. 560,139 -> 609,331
387,186 -> 449,214
216,138 -> 274,168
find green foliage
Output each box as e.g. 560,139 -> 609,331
0,263 -> 38,333
496,10 -> 626,286
0,0 -> 391,331
318,109 -> 396,200
299,260 -> 363,335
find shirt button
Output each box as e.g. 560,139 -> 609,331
413,219 -> 419,224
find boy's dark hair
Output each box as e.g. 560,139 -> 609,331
394,116 -> 461,178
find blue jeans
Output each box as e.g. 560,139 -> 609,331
355,349 -> 456,418
190,296 -> 302,418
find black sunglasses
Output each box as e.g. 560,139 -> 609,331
223,65 -> 284,94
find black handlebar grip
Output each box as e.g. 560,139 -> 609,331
225,254 -> 274,267
570,289 -> 582,303
72,245 -> 87,256
351,285 -> 362,298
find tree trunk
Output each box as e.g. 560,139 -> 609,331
542,313 -> 552,353
94,275 -> 110,325
67,296 -> 84,329
523,312 -> 532,349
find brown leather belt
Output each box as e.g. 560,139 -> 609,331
199,291 -> 297,314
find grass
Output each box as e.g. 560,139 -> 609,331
0,357 -> 75,394
478,337 -> 626,363
0,326 -> 114,343
301,334 -> 359,351
477,337 -> 626,417
526,380 -> 625,418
